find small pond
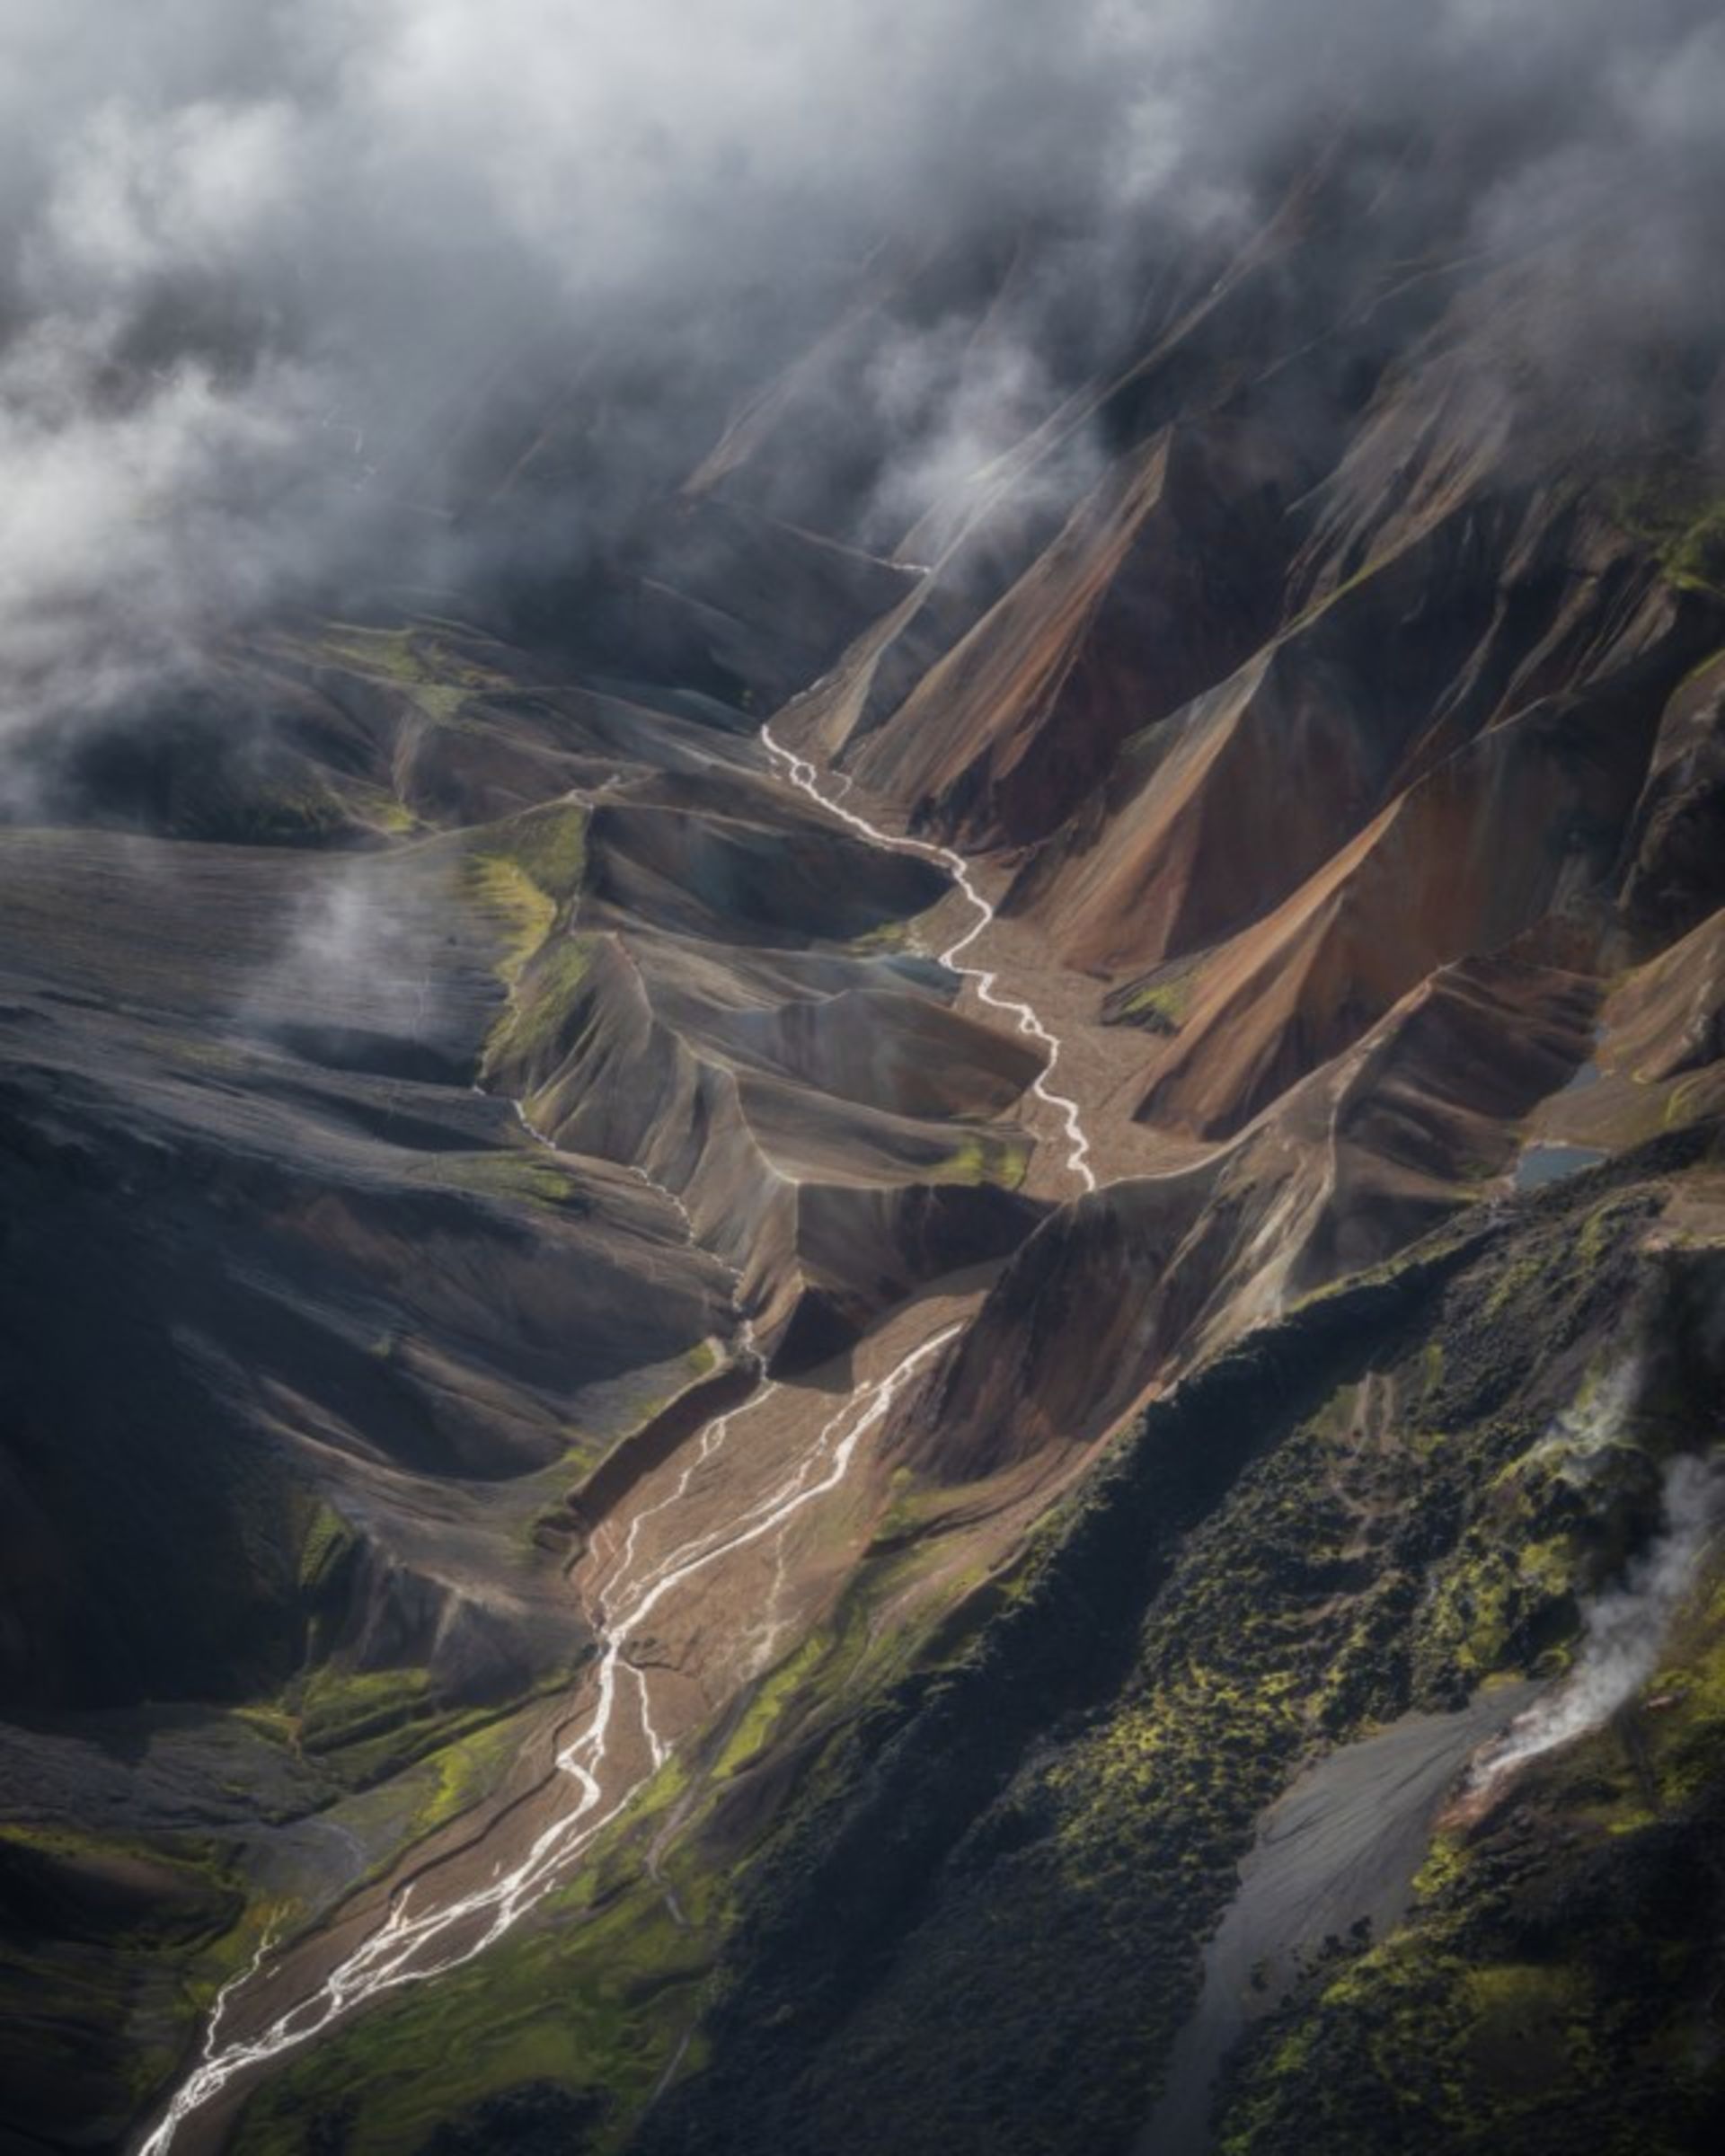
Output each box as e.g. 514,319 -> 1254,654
1515,1142 -> 1606,1191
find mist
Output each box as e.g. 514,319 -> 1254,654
3,0 -> 1723,771
236,862 -> 445,1050
1471,1445 -> 1725,1797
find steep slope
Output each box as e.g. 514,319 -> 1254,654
8,54 -> 1725,2156
633,1139 -> 1725,2156
847,420 -> 1297,850
0,580 -> 1061,2151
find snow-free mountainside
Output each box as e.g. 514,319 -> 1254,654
3,5 -> 1725,2154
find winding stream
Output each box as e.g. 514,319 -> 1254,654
761,722 -> 1097,1196
139,1312 -> 958,2154
138,729 -> 1097,2152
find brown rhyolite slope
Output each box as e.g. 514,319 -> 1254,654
750,163 -> 1725,1491
199,108 -> 1725,2156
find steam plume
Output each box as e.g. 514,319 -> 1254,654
1470,1447 -> 1725,1795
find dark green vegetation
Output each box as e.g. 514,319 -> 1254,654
227,1778 -> 709,2156
627,1141 -> 1724,2156
1613,473 -> 1725,601
1215,1560 -> 1725,2153
0,1822 -> 246,2143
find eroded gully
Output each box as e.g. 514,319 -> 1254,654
138,729 -> 1095,2153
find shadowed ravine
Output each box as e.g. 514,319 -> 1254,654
135,730 -> 1098,2153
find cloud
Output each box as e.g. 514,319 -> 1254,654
32,96 -> 298,296
237,861 -> 443,1047
0,1 -> 1721,764
0,321 -> 320,711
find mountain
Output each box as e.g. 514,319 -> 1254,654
4,35 -> 1725,2156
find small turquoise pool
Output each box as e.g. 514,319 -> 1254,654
1515,1141 -> 1606,1190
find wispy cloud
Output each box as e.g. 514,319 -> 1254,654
0,2 -> 1720,767
236,863 -> 442,1047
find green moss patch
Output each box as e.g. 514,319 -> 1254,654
930,1131 -> 1032,1188
1610,477 -> 1725,598
467,857 -> 557,984
1112,967 -> 1200,1034
482,934 -> 597,1086
231,1827 -> 709,2156
311,623 -> 509,723
296,1666 -> 437,1756
428,1150 -> 588,1211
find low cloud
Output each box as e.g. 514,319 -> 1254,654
1,2 -> 1721,768
237,864 -> 442,1048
